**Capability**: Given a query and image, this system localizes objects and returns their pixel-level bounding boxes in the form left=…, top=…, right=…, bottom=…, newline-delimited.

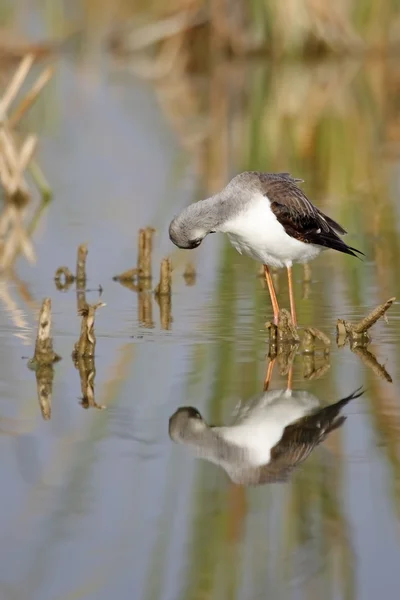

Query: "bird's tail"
left=302, top=386, right=364, bottom=438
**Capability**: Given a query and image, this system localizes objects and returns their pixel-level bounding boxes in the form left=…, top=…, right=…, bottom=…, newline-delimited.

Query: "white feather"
left=214, top=390, right=320, bottom=466
left=219, top=193, right=322, bottom=268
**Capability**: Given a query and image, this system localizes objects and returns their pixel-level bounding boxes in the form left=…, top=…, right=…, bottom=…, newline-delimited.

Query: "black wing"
left=247, top=387, right=364, bottom=486
left=258, top=173, right=363, bottom=258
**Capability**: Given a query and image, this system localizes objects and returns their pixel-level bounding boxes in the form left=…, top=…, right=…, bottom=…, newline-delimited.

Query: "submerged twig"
left=54, top=266, right=75, bottom=290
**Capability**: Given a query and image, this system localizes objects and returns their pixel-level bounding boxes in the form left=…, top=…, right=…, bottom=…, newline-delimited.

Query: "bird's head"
left=168, top=406, right=208, bottom=442
left=169, top=214, right=209, bottom=249
left=169, top=200, right=218, bottom=250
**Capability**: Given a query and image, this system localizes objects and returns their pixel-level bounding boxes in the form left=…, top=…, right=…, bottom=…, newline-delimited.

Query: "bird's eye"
left=189, top=239, right=202, bottom=248
left=189, top=408, right=202, bottom=419
left=209, top=230, right=216, bottom=234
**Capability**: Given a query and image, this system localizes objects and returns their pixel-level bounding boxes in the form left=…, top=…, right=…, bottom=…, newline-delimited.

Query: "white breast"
left=220, top=193, right=322, bottom=268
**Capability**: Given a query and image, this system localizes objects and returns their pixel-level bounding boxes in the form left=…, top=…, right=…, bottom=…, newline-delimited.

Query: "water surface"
left=1, top=14, right=400, bottom=600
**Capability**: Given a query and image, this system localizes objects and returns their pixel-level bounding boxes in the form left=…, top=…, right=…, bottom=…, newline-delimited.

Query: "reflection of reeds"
left=154, top=258, right=172, bottom=330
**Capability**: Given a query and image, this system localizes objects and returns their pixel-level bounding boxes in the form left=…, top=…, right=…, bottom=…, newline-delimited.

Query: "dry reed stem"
left=142, top=227, right=155, bottom=278
left=76, top=243, right=88, bottom=284
left=73, top=301, right=105, bottom=359
left=337, top=297, right=396, bottom=339
left=0, top=54, right=34, bottom=118
left=137, top=227, right=155, bottom=278
left=351, top=297, right=396, bottom=333
left=0, top=54, right=53, bottom=205
left=31, top=298, right=59, bottom=361
left=8, top=65, right=54, bottom=128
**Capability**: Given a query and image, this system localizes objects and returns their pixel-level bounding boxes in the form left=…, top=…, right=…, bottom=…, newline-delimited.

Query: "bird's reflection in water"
left=169, top=385, right=363, bottom=486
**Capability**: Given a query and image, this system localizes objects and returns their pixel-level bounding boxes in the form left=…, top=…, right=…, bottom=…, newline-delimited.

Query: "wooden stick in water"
left=76, top=243, right=88, bottom=284
left=28, top=298, right=61, bottom=420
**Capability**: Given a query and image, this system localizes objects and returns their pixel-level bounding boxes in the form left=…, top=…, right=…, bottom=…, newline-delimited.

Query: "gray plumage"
left=169, top=171, right=363, bottom=258
left=169, top=387, right=363, bottom=486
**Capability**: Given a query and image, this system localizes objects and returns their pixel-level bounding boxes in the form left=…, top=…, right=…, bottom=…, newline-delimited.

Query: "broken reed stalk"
left=76, top=243, right=88, bottom=285
left=28, top=297, right=61, bottom=421
left=337, top=297, right=396, bottom=342
left=138, top=226, right=155, bottom=278
left=30, top=298, right=60, bottom=363
left=73, top=301, right=105, bottom=359
left=54, top=244, right=91, bottom=307
left=113, top=226, right=155, bottom=285
left=0, top=54, right=35, bottom=116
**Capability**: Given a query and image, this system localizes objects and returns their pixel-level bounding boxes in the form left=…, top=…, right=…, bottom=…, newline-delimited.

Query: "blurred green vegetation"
left=2, top=0, right=400, bottom=57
